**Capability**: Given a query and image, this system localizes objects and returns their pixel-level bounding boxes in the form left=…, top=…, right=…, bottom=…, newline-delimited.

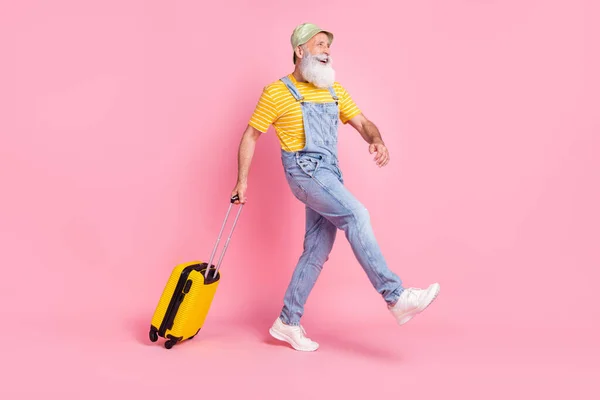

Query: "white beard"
left=299, top=52, right=336, bottom=88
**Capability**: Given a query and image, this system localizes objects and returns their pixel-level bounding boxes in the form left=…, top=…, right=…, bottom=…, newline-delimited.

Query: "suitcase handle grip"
left=230, top=194, right=239, bottom=204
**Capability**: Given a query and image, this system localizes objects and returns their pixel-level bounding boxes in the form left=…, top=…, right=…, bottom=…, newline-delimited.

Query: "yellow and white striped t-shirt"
left=248, top=74, right=361, bottom=152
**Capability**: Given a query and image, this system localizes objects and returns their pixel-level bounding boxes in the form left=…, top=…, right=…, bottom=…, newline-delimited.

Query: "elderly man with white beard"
left=231, top=23, right=440, bottom=352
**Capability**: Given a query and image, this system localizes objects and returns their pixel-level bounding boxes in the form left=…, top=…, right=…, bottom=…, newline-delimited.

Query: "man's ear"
left=295, top=46, right=304, bottom=60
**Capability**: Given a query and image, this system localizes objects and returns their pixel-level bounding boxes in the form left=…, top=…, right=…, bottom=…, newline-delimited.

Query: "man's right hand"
left=231, top=181, right=247, bottom=204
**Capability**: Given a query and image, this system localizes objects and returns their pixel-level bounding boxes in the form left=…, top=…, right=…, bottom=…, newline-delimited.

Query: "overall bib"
left=278, top=76, right=404, bottom=326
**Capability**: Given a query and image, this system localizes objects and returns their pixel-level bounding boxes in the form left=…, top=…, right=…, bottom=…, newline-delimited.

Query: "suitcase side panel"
left=150, top=261, right=199, bottom=333
left=166, top=269, right=221, bottom=340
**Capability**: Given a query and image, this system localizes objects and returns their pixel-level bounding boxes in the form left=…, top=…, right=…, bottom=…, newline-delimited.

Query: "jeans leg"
left=305, top=166, right=404, bottom=304
left=280, top=206, right=337, bottom=326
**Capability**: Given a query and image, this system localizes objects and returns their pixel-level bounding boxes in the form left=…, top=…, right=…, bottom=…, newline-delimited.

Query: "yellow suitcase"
left=149, top=196, right=243, bottom=349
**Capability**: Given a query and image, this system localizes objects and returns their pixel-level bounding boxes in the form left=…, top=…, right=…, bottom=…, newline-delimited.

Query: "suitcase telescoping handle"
left=204, top=194, right=243, bottom=279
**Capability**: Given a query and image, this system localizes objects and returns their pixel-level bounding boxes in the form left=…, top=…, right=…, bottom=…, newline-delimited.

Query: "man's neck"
left=292, top=67, right=307, bottom=83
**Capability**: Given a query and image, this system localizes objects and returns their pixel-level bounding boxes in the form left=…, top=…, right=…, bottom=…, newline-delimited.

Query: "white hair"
left=299, top=45, right=335, bottom=88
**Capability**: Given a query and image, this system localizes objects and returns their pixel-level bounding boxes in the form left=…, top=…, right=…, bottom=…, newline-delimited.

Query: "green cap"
left=290, top=23, right=334, bottom=64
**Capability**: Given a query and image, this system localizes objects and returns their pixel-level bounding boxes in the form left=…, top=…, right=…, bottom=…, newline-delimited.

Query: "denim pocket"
left=297, top=156, right=321, bottom=177
left=325, top=108, right=339, bottom=128
left=333, top=164, right=344, bottom=182
left=326, top=108, right=339, bottom=120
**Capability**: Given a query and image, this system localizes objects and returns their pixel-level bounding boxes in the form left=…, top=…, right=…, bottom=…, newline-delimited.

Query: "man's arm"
left=231, top=124, right=262, bottom=204
left=347, top=113, right=390, bottom=168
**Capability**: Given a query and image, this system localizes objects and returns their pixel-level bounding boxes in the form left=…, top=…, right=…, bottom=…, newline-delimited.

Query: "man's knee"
left=342, top=206, right=370, bottom=231
left=355, top=206, right=370, bottom=222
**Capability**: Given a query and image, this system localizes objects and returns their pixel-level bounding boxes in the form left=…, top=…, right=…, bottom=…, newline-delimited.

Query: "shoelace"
left=295, top=325, right=311, bottom=342
left=403, top=288, right=422, bottom=307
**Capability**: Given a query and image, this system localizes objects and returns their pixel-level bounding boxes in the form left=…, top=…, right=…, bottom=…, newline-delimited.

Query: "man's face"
left=296, top=32, right=335, bottom=88
left=304, top=32, right=331, bottom=61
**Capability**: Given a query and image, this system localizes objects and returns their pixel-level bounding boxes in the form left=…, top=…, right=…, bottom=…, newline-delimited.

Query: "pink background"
left=2, top=0, right=599, bottom=398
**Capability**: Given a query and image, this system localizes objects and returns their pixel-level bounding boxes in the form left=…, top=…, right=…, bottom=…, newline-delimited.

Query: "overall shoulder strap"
left=280, top=76, right=304, bottom=101
left=327, top=86, right=339, bottom=102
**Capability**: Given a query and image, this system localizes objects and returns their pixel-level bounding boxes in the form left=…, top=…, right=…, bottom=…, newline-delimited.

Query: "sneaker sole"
left=269, top=327, right=319, bottom=352
left=397, top=283, right=440, bottom=325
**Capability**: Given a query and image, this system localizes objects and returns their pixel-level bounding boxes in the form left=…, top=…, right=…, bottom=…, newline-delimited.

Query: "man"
left=231, top=23, right=440, bottom=352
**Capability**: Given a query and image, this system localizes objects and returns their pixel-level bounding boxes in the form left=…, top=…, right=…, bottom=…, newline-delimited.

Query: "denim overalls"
left=278, top=76, right=404, bottom=326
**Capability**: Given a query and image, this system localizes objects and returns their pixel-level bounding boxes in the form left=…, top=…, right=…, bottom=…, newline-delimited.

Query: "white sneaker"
left=269, top=317, right=319, bottom=352
left=389, top=283, right=440, bottom=325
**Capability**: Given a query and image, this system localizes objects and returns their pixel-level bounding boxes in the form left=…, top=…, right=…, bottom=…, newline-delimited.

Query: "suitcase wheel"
left=149, top=328, right=158, bottom=343
left=164, top=340, right=176, bottom=349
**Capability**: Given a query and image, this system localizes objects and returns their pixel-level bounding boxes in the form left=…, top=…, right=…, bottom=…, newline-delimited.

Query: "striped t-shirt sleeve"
left=248, top=88, right=279, bottom=133
left=337, top=85, right=361, bottom=124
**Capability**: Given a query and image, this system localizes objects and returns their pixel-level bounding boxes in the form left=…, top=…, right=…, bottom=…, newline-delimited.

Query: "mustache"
left=306, top=52, right=331, bottom=64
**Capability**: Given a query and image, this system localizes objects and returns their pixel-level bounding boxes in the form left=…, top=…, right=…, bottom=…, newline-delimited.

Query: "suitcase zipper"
left=158, top=263, right=221, bottom=337
left=158, top=266, right=194, bottom=337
